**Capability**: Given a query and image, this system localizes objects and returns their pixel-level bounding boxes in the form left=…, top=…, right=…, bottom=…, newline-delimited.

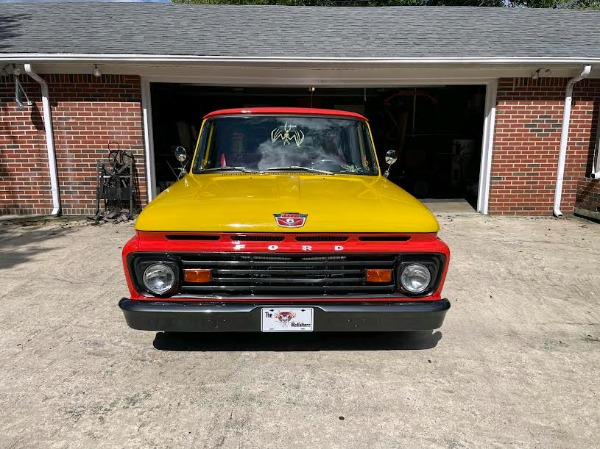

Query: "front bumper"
left=119, top=298, right=450, bottom=332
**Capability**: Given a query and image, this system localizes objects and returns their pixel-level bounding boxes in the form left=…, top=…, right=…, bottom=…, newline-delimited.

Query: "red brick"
left=489, top=77, right=600, bottom=216
left=0, top=74, right=146, bottom=216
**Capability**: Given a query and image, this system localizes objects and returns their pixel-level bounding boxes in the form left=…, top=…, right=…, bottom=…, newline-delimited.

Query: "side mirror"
left=174, top=146, right=188, bottom=179
left=174, top=146, right=187, bottom=163
left=384, top=149, right=397, bottom=178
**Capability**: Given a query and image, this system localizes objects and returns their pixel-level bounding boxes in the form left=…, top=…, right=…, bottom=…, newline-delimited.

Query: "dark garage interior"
left=150, top=83, right=486, bottom=205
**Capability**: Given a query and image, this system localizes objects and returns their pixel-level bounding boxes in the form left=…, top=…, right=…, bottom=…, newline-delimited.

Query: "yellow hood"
left=136, top=173, right=439, bottom=233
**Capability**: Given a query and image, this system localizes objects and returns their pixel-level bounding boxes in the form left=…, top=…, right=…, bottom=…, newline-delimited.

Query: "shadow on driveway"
left=0, top=220, right=76, bottom=270
left=153, top=330, right=442, bottom=351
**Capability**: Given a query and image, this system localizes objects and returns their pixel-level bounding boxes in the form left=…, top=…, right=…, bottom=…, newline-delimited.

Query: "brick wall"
left=575, top=93, right=600, bottom=217
left=2, top=73, right=599, bottom=217
left=491, top=77, right=600, bottom=215
left=0, top=74, right=146, bottom=216
left=576, top=178, right=600, bottom=216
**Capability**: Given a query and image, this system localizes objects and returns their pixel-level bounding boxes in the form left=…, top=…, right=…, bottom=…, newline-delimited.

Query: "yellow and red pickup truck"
left=119, top=107, right=450, bottom=333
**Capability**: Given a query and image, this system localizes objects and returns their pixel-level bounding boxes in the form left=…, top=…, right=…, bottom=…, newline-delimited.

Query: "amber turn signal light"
left=184, top=269, right=212, bottom=283
left=366, top=269, right=392, bottom=283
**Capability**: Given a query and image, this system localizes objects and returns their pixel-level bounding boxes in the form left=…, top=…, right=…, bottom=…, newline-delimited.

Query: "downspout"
left=23, top=64, right=61, bottom=216
left=553, top=65, right=592, bottom=217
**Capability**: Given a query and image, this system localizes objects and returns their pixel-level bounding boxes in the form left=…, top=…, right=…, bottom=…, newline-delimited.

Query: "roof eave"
left=2, top=53, right=600, bottom=66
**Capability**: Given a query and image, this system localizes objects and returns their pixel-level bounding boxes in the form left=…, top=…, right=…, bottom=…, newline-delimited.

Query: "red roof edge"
left=203, top=107, right=367, bottom=121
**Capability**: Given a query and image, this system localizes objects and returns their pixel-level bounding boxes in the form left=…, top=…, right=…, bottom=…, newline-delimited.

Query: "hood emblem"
left=274, top=213, right=308, bottom=228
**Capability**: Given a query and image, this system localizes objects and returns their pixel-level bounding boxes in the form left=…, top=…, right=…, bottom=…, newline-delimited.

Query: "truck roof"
left=203, top=107, right=367, bottom=121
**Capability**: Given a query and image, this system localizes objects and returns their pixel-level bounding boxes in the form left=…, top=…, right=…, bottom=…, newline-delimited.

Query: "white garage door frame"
left=141, top=75, right=498, bottom=214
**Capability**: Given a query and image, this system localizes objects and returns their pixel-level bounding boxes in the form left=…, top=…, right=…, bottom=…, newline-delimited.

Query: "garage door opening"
left=150, top=84, right=486, bottom=209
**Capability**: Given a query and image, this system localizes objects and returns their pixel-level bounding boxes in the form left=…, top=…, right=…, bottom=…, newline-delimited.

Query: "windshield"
left=192, top=115, right=379, bottom=175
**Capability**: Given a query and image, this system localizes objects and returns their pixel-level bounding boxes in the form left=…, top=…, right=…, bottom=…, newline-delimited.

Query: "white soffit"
left=11, top=62, right=598, bottom=86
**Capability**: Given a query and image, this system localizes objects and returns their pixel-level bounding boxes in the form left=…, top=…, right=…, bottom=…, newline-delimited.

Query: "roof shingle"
left=1, top=4, right=599, bottom=60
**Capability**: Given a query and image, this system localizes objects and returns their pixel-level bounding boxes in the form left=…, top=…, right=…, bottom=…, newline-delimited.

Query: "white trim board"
left=3, top=54, right=600, bottom=65
left=478, top=80, right=498, bottom=215
left=140, top=78, right=156, bottom=203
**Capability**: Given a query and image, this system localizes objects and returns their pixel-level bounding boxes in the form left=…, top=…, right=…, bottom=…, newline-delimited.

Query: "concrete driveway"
left=0, top=214, right=598, bottom=449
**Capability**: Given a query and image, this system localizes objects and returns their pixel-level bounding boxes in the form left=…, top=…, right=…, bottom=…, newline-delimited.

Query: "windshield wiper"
left=263, top=166, right=334, bottom=175
left=199, top=166, right=256, bottom=173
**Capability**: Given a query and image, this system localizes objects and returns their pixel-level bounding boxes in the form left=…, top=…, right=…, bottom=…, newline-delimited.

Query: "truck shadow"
left=152, top=330, right=442, bottom=351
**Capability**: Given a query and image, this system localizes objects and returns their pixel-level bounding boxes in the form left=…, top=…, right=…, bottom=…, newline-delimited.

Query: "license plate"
left=261, top=308, right=314, bottom=332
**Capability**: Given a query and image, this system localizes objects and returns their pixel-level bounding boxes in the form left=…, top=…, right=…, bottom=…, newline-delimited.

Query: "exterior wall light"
left=531, top=68, right=551, bottom=80
left=93, top=65, right=102, bottom=78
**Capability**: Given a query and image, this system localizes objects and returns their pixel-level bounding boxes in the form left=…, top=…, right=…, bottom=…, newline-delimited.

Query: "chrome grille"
left=179, top=253, right=397, bottom=296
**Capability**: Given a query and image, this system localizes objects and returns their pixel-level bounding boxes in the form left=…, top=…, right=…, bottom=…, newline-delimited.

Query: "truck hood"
left=136, top=173, right=439, bottom=233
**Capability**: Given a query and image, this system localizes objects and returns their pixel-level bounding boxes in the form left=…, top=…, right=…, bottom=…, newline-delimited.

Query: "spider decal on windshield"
left=271, top=122, right=305, bottom=147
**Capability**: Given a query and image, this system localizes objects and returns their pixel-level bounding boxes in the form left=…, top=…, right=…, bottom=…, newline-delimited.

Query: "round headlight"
left=143, top=263, right=176, bottom=295
left=400, top=263, right=432, bottom=294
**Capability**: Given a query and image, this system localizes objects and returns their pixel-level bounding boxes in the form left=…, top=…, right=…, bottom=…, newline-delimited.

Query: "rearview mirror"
left=384, top=149, right=397, bottom=178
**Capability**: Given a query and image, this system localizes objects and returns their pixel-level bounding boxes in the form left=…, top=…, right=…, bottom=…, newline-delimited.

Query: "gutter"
left=3, top=54, right=600, bottom=65
left=553, top=65, right=592, bottom=217
left=23, top=64, right=61, bottom=216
